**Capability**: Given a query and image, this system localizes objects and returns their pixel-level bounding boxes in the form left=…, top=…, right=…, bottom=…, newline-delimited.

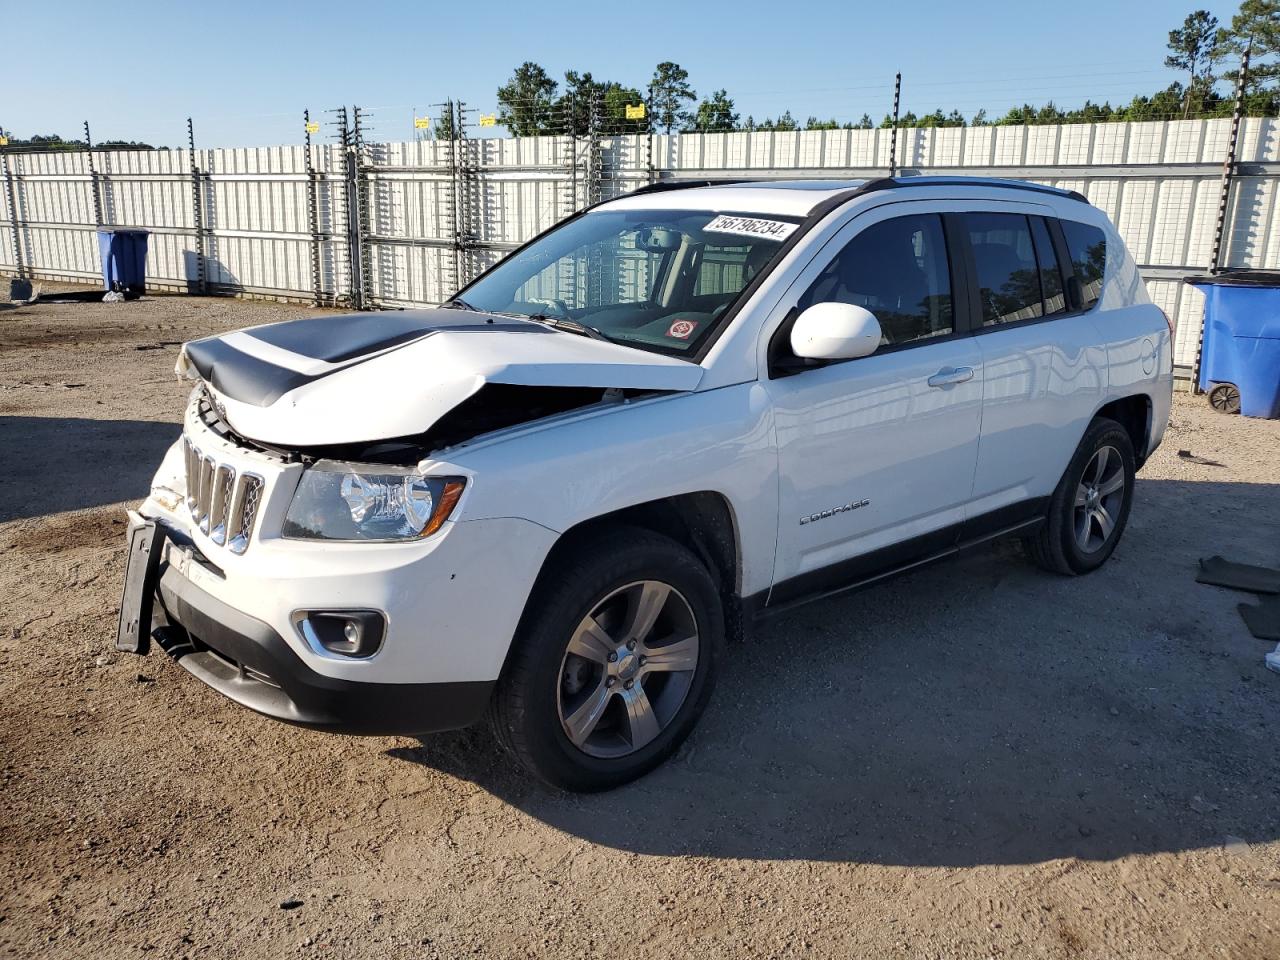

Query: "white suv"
left=119, top=177, right=1173, bottom=790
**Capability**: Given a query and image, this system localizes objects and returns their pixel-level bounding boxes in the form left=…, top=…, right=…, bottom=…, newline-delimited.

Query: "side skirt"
left=745, top=499, right=1049, bottom=620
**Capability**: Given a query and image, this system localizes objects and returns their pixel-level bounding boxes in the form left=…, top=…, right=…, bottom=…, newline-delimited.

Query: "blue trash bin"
left=1186, top=270, right=1280, bottom=419
left=95, top=228, right=149, bottom=298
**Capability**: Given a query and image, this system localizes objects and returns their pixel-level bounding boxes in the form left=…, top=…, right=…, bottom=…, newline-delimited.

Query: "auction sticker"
left=666, top=318, right=700, bottom=340
left=704, top=214, right=797, bottom=242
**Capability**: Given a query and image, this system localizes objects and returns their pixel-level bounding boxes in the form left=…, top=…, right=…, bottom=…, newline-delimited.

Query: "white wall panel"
left=3, top=118, right=1277, bottom=371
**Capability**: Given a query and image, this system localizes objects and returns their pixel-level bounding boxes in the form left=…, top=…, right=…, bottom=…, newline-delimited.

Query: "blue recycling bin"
left=1186, top=271, right=1280, bottom=419
left=95, top=228, right=149, bottom=298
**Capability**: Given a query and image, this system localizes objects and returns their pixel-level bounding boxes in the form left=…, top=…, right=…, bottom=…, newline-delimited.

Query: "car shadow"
left=0, top=416, right=180, bottom=521
left=389, top=477, right=1280, bottom=867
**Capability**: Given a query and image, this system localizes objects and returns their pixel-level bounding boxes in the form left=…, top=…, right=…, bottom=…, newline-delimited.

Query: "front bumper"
left=149, top=543, right=494, bottom=735
left=130, top=409, right=560, bottom=730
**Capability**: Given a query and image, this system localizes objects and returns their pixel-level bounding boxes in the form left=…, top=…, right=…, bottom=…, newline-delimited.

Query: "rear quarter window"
left=1061, top=220, right=1107, bottom=311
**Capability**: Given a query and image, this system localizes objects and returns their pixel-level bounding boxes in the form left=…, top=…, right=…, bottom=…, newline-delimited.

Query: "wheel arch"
left=1093, top=393, right=1153, bottom=467
left=521, top=491, right=746, bottom=645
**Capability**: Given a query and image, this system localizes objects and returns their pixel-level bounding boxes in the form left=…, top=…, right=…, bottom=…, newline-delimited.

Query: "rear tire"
left=490, top=527, right=723, bottom=792
left=1026, top=417, right=1135, bottom=576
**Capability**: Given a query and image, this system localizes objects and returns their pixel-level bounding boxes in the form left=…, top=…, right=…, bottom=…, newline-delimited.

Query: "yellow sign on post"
left=0, top=136, right=8, bottom=146
left=414, top=116, right=431, bottom=130
left=478, top=114, right=497, bottom=128
left=625, top=103, right=646, bottom=120
left=304, top=121, right=319, bottom=135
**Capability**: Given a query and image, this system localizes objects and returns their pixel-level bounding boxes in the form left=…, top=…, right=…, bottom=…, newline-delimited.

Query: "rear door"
left=763, top=204, right=984, bottom=604
left=957, top=209, right=1107, bottom=533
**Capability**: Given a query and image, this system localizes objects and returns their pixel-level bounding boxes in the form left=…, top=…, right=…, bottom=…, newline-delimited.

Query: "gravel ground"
left=1, top=289, right=1278, bottom=960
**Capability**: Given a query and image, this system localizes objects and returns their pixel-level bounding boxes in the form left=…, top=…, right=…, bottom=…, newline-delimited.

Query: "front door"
left=764, top=207, right=983, bottom=605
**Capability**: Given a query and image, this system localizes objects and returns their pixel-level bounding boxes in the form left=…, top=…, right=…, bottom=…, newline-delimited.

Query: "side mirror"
left=790, top=302, right=882, bottom=360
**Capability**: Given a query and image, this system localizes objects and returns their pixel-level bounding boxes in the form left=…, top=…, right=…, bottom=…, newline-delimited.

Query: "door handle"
left=927, top=366, right=975, bottom=388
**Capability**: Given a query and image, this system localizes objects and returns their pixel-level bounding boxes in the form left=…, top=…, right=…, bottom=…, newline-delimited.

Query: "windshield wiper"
left=442, top=297, right=478, bottom=311
left=524, top=314, right=612, bottom=342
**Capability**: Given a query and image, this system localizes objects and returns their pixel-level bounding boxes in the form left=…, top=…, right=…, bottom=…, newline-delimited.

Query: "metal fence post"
left=187, top=118, right=207, bottom=294
left=448, top=100, right=477, bottom=290
left=1209, top=41, right=1252, bottom=275
left=889, top=72, right=902, bottom=177
left=1, top=150, right=26, bottom=279
left=302, top=109, right=324, bottom=306
left=587, top=92, right=602, bottom=205
left=563, top=94, right=576, bottom=214
left=1194, top=40, right=1253, bottom=392
left=352, top=105, right=377, bottom=307
left=645, top=90, right=656, bottom=185
left=332, top=106, right=363, bottom=310
left=83, top=121, right=104, bottom=228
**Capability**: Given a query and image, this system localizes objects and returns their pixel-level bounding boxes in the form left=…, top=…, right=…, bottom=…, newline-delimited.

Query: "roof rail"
left=855, top=176, right=1088, bottom=203
left=622, top=174, right=1089, bottom=205
left=627, top=178, right=759, bottom=196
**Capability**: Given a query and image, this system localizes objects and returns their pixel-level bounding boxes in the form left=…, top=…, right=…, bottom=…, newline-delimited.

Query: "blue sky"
left=3, top=0, right=1246, bottom=147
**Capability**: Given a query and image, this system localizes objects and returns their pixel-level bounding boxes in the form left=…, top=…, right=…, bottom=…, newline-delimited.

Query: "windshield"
left=455, top=208, right=803, bottom=358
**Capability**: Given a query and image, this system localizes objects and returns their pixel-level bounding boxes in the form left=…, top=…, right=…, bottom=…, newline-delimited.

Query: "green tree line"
left=0, top=131, right=159, bottom=151
left=495, top=0, right=1278, bottom=135
left=4, top=1, right=1275, bottom=146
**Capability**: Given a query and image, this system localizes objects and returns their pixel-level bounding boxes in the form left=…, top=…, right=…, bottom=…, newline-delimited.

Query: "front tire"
left=490, top=528, right=723, bottom=791
left=1026, top=417, right=1135, bottom=576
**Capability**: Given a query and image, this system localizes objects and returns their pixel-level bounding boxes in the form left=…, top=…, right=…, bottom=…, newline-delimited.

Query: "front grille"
left=194, top=388, right=284, bottom=460
left=183, top=437, right=264, bottom=554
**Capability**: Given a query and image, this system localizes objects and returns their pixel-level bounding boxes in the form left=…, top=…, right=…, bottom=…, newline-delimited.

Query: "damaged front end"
left=189, top=380, right=644, bottom=468
left=174, top=307, right=703, bottom=461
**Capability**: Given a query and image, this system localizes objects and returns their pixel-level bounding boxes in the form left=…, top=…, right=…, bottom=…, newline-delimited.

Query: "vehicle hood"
left=177, top=309, right=703, bottom=446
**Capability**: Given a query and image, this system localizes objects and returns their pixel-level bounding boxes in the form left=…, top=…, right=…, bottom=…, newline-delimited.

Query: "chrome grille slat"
left=228, top=474, right=264, bottom=555
left=209, top=464, right=235, bottom=545
left=181, top=436, right=266, bottom=555
left=183, top=439, right=199, bottom=513
left=197, top=455, right=216, bottom=533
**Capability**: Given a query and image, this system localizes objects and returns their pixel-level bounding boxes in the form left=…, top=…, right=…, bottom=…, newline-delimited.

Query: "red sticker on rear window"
left=666, top=319, right=699, bottom=340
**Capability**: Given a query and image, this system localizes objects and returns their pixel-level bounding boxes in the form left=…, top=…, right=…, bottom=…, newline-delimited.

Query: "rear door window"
left=1060, top=220, right=1107, bottom=311
left=964, top=213, right=1043, bottom=326
left=1030, top=216, right=1068, bottom=317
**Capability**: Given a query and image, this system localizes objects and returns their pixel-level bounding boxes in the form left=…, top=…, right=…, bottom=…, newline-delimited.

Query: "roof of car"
left=602, top=176, right=1087, bottom=217
left=604, top=180, right=867, bottom=217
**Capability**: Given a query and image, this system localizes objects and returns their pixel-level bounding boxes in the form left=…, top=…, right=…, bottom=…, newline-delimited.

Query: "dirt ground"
left=1, top=288, right=1278, bottom=960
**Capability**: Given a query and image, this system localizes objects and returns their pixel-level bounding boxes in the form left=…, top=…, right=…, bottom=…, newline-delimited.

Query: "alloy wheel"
left=556, top=580, right=700, bottom=759
left=1073, top=445, right=1125, bottom=554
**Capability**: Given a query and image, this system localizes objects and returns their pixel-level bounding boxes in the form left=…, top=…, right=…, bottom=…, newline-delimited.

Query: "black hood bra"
left=183, top=309, right=552, bottom=407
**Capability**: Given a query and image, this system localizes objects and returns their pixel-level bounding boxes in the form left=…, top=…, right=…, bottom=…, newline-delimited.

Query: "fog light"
left=295, top=610, right=385, bottom=659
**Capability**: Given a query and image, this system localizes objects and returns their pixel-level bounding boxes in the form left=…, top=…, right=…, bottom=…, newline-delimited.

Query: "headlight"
left=282, top=461, right=466, bottom=542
